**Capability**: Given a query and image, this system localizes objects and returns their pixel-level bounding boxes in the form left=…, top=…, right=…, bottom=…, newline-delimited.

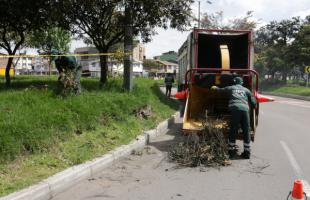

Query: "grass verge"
left=263, top=85, right=310, bottom=97
left=0, top=76, right=178, bottom=196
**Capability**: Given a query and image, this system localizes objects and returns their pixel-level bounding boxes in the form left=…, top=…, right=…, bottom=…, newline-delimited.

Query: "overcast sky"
left=71, top=0, right=310, bottom=58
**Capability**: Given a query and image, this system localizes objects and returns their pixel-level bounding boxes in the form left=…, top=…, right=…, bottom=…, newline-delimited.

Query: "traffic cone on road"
left=287, top=180, right=307, bottom=200
left=174, top=89, right=188, bottom=100
left=254, top=92, right=275, bottom=103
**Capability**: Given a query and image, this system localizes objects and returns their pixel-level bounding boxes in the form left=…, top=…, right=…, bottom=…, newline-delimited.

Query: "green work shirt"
left=216, top=84, right=256, bottom=111
left=165, top=76, right=174, bottom=86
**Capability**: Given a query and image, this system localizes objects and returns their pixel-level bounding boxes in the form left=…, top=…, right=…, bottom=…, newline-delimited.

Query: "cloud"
left=292, top=8, right=310, bottom=18
left=70, top=0, right=310, bottom=58
left=144, top=28, right=189, bottom=58
left=145, top=0, right=309, bottom=58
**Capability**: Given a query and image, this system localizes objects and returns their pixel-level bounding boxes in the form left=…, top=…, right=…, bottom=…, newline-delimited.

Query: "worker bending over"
left=212, top=77, right=256, bottom=159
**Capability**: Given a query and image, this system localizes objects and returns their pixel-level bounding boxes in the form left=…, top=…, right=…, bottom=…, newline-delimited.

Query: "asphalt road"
left=53, top=96, right=310, bottom=200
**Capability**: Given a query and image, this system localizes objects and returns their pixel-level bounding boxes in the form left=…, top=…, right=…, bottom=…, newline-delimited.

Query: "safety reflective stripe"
left=244, top=147, right=251, bottom=151
left=228, top=142, right=236, bottom=150
left=244, top=143, right=251, bottom=147
left=228, top=142, right=236, bottom=146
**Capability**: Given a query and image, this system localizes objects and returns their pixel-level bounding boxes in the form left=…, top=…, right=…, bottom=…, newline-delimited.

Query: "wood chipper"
left=176, top=29, right=273, bottom=141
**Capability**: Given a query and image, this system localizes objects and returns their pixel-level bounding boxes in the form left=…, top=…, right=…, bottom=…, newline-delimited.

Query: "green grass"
left=263, top=85, right=310, bottom=97
left=0, top=76, right=178, bottom=196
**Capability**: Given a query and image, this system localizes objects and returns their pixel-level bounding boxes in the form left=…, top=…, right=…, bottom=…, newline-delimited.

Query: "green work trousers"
left=229, top=109, right=251, bottom=151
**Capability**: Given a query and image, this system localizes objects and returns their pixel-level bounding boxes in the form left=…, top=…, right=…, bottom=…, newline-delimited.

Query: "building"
left=74, top=47, right=100, bottom=77
left=0, top=57, right=12, bottom=77
left=32, top=57, right=57, bottom=75
left=14, top=56, right=34, bottom=74
left=133, top=43, right=146, bottom=61
left=74, top=43, right=146, bottom=77
left=144, top=59, right=178, bottom=77
left=154, top=51, right=178, bottom=64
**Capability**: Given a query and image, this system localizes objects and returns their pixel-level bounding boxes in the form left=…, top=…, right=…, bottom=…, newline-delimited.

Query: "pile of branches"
left=168, top=119, right=230, bottom=167
left=134, top=105, right=152, bottom=119
left=58, top=68, right=82, bottom=95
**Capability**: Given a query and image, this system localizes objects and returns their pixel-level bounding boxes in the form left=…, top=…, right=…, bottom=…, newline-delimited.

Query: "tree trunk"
left=49, top=58, right=52, bottom=76
left=282, top=72, right=287, bottom=83
left=99, top=51, right=108, bottom=87
left=123, top=2, right=133, bottom=92
left=5, top=57, right=13, bottom=86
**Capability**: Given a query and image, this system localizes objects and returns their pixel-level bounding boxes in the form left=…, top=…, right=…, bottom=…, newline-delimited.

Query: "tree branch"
left=106, top=30, right=124, bottom=48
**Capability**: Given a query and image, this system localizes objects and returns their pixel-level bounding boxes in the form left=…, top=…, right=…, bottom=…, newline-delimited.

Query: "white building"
left=14, top=57, right=34, bottom=74
left=74, top=43, right=145, bottom=77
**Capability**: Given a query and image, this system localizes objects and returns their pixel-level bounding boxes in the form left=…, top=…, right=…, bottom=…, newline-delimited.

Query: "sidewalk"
left=159, top=86, right=178, bottom=99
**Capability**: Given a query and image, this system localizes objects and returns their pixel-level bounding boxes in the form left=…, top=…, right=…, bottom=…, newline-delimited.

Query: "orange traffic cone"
left=255, top=92, right=275, bottom=103
left=287, top=180, right=307, bottom=200
left=174, top=89, right=188, bottom=100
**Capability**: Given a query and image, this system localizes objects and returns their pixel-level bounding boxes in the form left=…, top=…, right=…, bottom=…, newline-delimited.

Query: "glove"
left=211, top=86, right=218, bottom=90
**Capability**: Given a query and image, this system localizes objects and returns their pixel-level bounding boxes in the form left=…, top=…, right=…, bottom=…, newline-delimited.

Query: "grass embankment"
left=0, top=76, right=178, bottom=196
left=262, top=81, right=310, bottom=97
left=264, top=86, right=310, bottom=96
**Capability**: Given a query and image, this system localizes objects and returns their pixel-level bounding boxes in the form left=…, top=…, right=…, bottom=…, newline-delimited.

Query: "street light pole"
left=123, top=1, right=133, bottom=92
left=198, top=1, right=201, bottom=28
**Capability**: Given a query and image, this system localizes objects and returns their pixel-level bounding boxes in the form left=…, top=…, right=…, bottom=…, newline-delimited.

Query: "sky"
left=71, top=0, right=310, bottom=58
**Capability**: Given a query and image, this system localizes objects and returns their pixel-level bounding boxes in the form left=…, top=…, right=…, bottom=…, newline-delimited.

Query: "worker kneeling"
left=211, top=77, right=257, bottom=159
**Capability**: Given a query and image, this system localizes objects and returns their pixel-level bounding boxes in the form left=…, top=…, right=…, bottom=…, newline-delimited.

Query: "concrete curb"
left=262, top=92, right=310, bottom=102
left=0, top=111, right=180, bottom=200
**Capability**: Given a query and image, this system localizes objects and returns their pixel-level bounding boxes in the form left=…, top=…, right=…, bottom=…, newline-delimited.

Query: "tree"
left=55, top=0, right=125, bottom=87
left=27, top=27, right=71, bottom=75
left=123, top=0, right=193, bottom=91
left=290, top=18, right=310, bottom=82
left=255, top=17, right=302, bottom=82
left=292, top=21, right=310, bottom=67
left=56, top=0, right=193, bottom=87
left=129, top=0, right=193, bottom=42
left=28, top=27, right=71, bottom=54
left=0, top=0, right=49, bottom=86
left=201, top=11, right=258, bottom=30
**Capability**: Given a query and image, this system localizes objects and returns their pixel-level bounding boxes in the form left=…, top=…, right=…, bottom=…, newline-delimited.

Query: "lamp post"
left=197, top=0, right=212, bottom=28
left=198, top=1, right=201, bottom=28
left=123, top=0, right=133, bottom=92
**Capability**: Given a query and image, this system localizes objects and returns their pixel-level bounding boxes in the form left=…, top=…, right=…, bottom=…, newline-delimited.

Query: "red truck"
left=176, top=28, right=273, bottom=141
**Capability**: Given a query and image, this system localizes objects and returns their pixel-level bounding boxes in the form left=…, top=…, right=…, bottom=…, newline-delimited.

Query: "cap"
left=233, top=77, right=243, bottom=85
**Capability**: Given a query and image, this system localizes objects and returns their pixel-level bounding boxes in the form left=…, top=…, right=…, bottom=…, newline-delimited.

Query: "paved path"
left=159, top=86, right=178, bottom=99
left=53, top=95, right=310, bottom=200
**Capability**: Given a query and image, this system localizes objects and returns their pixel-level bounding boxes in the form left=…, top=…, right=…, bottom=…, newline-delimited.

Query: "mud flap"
left=250, top=105, right=259, bottom=142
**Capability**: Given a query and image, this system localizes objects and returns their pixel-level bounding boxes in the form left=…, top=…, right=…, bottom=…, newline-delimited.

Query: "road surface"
left=53, top=96, right=310, bottom=200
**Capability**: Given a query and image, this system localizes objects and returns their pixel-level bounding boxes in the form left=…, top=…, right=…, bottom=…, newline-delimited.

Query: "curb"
left=262, top=92, right=310, bottom=102
left=0, top=111, right=180, bottom=200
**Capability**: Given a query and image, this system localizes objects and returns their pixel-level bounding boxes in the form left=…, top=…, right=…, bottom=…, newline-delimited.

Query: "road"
left=53, top=96, right=310, bottom=200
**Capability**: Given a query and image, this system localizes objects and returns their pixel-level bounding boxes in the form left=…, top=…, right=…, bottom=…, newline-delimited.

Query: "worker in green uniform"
left=211, top=77, right=257, bottom=159
left=164, top=73, right=174, bottom=97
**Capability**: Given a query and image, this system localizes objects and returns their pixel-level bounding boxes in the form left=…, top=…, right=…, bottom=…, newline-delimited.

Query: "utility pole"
left=198, top=1, right=201, bottom=28
left=123, top=1, right=133, bottom=92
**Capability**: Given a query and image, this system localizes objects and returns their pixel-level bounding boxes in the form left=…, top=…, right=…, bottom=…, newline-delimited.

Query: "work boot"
left=241, top=150, right=251, bottom=159
left=228, top=149, right=237, bottom=159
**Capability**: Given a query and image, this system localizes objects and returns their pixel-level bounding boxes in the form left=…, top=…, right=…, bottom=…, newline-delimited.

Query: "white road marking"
left=277, top=100, right=310, bottom=109
left=280, top=141, right=310, bottom=197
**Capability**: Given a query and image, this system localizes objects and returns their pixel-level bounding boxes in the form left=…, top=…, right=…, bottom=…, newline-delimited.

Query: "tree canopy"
left=254, top=16, right=310, bottom=83
left=201, top=11, right=258, bottom=30
left=0, top=0, right=50, bottom=85
left=53, top=0, right=193, bottom=86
